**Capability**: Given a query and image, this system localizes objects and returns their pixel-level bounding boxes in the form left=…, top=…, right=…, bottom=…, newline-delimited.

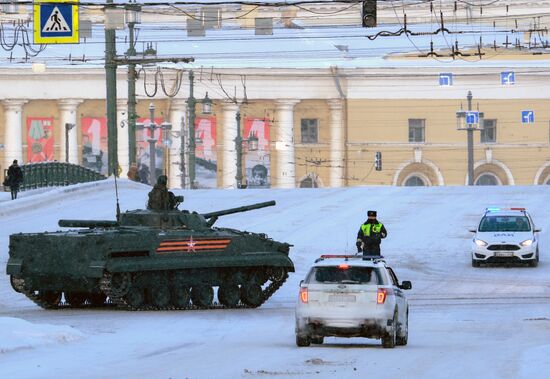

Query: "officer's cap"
left=367, top=210, right=377, bottom=217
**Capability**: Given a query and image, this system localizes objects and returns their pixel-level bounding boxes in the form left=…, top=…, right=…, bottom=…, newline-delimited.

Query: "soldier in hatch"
left=147, top=175, right=178, bottom=211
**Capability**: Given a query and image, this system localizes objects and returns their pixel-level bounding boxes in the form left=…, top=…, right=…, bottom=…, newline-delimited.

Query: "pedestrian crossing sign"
left=34, top=0, right=79, bottom=44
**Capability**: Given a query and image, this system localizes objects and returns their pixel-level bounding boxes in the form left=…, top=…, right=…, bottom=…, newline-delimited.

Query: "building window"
left=404, top=175, right=426, bottom=186
left=301, top=119, right=318, bottom=144
left=475, top=173, right=499, bottom=186
left=408, top=119, right=425, bottom=143
left=481, top=119, right=497, bottom=143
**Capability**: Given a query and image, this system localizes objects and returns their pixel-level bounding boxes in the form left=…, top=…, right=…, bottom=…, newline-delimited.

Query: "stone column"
left=274, top=99, right=300, bottom=188
left=169, top=99, right=188, bottom=189
left=3, top=100, right=28, bottom=169
left=58, top=99, right=83, bottom=164
left=116, top=99, right=129, bottom=178
left=327, top=99, right=344, bottom=187
left=221, top=102, right=239, bottom=188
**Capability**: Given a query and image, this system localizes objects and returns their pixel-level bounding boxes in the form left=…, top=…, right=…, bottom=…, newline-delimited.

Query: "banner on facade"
left=244, top=118, right=271, bottom=188
left=194, top=116, right=218, bottom=188
left=26, top=117, right=55, bottom=163
left=136, top=118, right=165, bottom=185
left=81, top=117, right=108, bottom=175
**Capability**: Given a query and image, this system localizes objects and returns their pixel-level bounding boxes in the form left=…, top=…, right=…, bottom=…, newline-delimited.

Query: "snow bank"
left=0, top=317, right=84, bottom=354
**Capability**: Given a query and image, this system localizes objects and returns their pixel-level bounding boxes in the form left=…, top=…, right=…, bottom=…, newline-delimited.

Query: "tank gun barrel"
left=58, top=220, right=119, bottom=228
left=201, top=201, right=276, bottom=219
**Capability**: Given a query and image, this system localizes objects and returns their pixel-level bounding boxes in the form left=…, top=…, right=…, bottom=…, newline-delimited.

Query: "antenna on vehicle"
left=113, top=169, right=121, bottom=222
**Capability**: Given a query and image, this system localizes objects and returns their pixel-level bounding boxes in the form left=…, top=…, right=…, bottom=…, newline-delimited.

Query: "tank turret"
left=7, top=199, right=293, bottom=311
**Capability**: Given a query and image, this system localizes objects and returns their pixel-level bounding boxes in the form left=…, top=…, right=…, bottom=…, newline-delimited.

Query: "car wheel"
left=296, top=335, right=311, bottom=347
left=382, top=311, right=397, bottom=348
left=529, top=258, right=538, bottom=268
left=311, top=336, right=324, bottom=344
left=396, top=311, right=408, bottom=346
left=471, top=258, right=481, bottom=268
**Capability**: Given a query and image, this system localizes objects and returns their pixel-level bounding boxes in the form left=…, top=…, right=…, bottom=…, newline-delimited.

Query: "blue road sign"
left=501, top=71, right=515, bottom=85
left=34, top=0, right=79, bottom=44
left=439, top=73, right=453, bottom=86
left=521, top=110, right=534, bottom=124
left=466, top=111, right=479, bottom=125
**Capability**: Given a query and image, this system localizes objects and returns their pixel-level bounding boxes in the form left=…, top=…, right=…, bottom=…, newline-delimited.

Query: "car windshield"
left=306, top=266, right=384, bottom=285
left=479, top=215, right=531, bottom=232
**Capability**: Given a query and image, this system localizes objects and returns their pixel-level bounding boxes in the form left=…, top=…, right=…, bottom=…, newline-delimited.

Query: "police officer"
left=147, top=175, right=177, bottom=211
left=356, top=210, right=387, bottom=256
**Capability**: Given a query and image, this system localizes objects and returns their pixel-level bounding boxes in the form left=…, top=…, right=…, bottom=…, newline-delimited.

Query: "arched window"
left=475, top=173, right=499, bottom=186
left=404, top=175, right=426, bottom=186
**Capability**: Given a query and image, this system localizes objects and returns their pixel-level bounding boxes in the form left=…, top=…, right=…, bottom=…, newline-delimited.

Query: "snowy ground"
left=1, top=181, right=549, bottom=379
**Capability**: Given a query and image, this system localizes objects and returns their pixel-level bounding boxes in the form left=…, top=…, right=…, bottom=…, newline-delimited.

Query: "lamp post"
left=235, top=110, right=244, bottom=188
left=125, top=1, right=141, bottom=167
left=136, top=103, right=172, bottom=185
left=187, top=70, right=212, bottom=189
left=456, top=91, right=484, bottom=185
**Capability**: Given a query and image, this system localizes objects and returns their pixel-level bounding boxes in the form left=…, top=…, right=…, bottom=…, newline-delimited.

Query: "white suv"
left=295, top=255, right=411, bottom=348
left=470, top=207, right=541, bottom=267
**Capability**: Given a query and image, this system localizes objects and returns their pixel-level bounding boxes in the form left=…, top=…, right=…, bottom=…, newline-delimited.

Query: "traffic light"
left=375, top=151, right=382, bottom=171
left=362, top=0, right=377, bottom=28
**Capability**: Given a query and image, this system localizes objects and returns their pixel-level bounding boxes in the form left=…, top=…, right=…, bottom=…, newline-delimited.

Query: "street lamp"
left=456, top=91, right=484, bottom=185
left=187, top=70, right=213, bottom=189
left=136, top=103, right=172, bottom=185
left=125, top=1, right=142, bottom=168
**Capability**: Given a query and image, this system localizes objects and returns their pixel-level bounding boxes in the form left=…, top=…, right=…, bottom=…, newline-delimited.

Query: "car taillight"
left=299, top=287, right=308, bottom=303
left=377, top=288, right=393, bottom=304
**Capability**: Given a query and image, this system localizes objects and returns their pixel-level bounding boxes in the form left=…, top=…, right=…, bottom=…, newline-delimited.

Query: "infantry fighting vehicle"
left=7, top=200, right=294, bottom=310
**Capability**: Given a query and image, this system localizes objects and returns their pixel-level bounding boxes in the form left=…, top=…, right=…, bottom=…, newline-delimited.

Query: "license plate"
left=329, top=295, right=356, bottom=302
left=495, top=252, right=514, bottom=257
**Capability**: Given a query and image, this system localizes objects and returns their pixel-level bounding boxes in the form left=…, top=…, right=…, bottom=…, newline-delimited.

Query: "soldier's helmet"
left=157, top=175, right=168, bottom=186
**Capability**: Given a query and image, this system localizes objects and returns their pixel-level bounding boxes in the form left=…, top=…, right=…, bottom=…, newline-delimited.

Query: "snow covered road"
left=1, top=181, right=549, bottom=378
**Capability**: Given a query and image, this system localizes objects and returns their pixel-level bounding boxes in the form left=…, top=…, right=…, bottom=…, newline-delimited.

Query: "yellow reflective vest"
left=361, top=222, right=383, bottom=237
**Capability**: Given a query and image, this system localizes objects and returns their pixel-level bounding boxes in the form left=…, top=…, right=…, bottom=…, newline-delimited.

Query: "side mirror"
left=400, top=281, right=412, bottom=290
left=534, top=228, right=542, bottom=232
left=468, top=228, right=477, bottom=233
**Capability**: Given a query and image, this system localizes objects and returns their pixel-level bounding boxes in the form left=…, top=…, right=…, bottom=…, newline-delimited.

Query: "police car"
left=470, top=207, right=541, bottom=267
left=295, top=255, right=411, bottom=348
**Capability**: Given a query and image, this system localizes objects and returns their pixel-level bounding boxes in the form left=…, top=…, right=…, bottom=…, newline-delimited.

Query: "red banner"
left=81, top=117, right=108, bottom=174
left=244, top=118, right=271, bottom=188
left=27, top=117, right=54, bottom=163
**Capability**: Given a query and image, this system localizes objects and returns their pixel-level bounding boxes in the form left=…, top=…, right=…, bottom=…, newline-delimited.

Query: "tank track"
left=13, top=269, right=288, bottom=311
left=99, top=270, right=289, bottom=311
left=12, top=278, right=66, bottom=310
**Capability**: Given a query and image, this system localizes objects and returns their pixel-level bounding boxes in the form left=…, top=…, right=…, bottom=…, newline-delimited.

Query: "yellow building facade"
left=1, top=65, right=549, bottom=188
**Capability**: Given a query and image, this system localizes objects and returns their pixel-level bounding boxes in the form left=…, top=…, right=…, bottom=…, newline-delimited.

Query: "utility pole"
left=235, top=109, right=243, bottom=188
left=103, top=1, right=193, bottom=178
left=466, top=91, right=474, bottom=186
left=127, top=18, right=138, bottom=166
left=179, top=117, right=186, bottom=189
left=105, top=0, right=118, bottom=176
left=187, top=70, right=197, bottom=189
left=456, top=91, right=483, bottom=185
left=186, top=70, right=212, bottom=189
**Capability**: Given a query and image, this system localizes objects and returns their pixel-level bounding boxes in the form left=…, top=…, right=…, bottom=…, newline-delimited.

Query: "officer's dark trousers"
left=362, top=245, right=381, bottom=256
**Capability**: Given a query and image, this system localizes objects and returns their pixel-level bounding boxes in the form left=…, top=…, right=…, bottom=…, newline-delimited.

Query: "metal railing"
left=4, top=162, right=106, bottom=191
